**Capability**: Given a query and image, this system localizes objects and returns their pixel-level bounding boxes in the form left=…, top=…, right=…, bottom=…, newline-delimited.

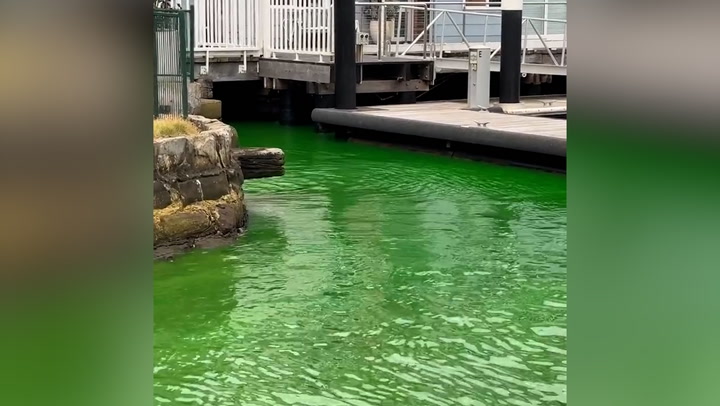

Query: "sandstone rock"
left=211, top=132, right=234, bottom=168
left=154, top=136, right=190, bottom=175
left=198, top=174, right=230, bottom=201
left=188, top=82, right=202, bottom=115
left=188, top=79, right=213, bottom=115
left=232, top=147, right=285, bottom=162
left=198, top=78, right=213, bottom=99
left=153, top=180, right=172, bottom=209
left=156, top=210, right=212, bottom=242
left=232, top=147, right=285, bottom=179
left=187, top=115, right=212, bottom=131
left=153, top=117, right=249, bottom=254
left=215, top=203, right=242, bottom=233
left=177, top=179, right=203, bottom=205
left=187, top=133, right=220, bottom=172
left=199, top=99, right=222, bottom=119
left=226, top=168, right=244, bottom=192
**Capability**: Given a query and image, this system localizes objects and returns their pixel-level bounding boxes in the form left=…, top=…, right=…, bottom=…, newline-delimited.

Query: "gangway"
left=181, top=0, right=567, bottom=79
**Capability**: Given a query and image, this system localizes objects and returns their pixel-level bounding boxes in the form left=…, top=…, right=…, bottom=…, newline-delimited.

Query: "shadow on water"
left=154, top=123, right=567, bottom=405
left=341, top=128, right=567, bottom=174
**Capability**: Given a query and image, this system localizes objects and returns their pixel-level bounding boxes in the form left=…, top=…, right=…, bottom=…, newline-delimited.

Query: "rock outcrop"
left=153, top=115, right=245, bottom=259
left=232, top=148, right=285, bottom=179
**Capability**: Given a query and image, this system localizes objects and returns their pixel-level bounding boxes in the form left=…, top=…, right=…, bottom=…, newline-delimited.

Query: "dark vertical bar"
left=499, top=0, right=522, bottom=104
left=313, top=94, right=335, bottom=132
left=334, top=0, right=356, bottom=109
left=279, top=90, right=292, bottom=125
left=179, top=12, right=189, bottom=117
left=153, top=11, right=159, bottom=117
left=423, top=5, right=428, bottom=59
left=189, top=7, right=195, bottom=81
left=398, top=63, right=416, bottom=104
left=398, top=91, right=416, bottom=104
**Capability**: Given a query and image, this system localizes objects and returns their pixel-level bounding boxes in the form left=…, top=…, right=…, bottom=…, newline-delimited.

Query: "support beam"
left=307, top=80, right=429, bottom=95
left=279, top=89, right=294, bottom=126
left=499, top=0, right=523, bottom=104
left=398, top=91, right=416, bottom=104
left=259, top=60, right=331, bottom=83
left=334, top=0, right=357, bottom=109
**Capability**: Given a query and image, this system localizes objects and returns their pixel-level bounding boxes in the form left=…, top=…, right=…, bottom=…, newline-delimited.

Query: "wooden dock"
left=312, top=101, right=566, bottom=157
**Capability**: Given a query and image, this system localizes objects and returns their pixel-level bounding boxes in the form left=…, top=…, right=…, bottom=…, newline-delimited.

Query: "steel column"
left=334, top=0, right=357, bottom=109
left=499, top=0, right=522, bottom=104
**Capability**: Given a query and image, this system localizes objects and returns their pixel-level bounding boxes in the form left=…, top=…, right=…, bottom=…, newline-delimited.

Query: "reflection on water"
left=154, top=124, right=566, bottom=405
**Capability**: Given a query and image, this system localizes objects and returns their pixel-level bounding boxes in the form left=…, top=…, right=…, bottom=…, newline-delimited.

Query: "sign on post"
left=467, top=46, right=492, bottom=109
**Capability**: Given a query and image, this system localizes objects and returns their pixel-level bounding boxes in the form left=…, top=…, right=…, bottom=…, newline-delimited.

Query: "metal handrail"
left=355, top=1, right=567, bottom=5
left=357, top=2, right=567, bottom=66
left=180, top=0, right=567, bottom=69
left=381, top=4, right=567, bottom=24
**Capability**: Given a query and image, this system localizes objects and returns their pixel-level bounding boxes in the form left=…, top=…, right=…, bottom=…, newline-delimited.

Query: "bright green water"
left=154, top=123, right=567, bottom=405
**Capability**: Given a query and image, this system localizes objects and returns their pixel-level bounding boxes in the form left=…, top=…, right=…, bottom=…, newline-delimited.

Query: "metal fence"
left=268, top=0, right=334, bottom=60
left=263, top=0, right=565, bottom=70
left=183, top=0, right=260, bottom=53
left=355, top=2, right=566, bottom=62
left=154, top=8, right=194, bottom=117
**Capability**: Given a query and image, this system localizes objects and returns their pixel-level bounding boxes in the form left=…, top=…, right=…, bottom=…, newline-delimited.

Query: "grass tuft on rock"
left=154, top=117, right=199, bottom=139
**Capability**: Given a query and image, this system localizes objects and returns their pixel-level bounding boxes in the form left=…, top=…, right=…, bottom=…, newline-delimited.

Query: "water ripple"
left=155, top=124, right=566, bottom=405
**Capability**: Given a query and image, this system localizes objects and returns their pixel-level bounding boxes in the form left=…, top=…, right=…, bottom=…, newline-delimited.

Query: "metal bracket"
left=238, top=50, right=247, bottom=74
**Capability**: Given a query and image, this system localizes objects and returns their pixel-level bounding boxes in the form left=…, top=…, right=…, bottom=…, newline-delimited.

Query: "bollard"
left=335, top=0, right=357, bottom=109
left=499, top=0, right=523, bottom=104
left=467, top=47, right=492, bottom=109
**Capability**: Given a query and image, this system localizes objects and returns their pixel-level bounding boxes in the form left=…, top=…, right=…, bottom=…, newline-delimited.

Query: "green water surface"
left=154, top=123, right=567, bottom=405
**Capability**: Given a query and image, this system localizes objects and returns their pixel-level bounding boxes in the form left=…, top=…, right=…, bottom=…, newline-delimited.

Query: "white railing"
left=359, top=2, right=566, bottom=69
left=184, top=0, right=260, bottom=53
left=408, top=6, right=566, bottom=67
left=268, top=0, right=334, bottom=61
left=181, top=0, right=566, bottom=72
left=519, top=15, right=567, bottom=68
